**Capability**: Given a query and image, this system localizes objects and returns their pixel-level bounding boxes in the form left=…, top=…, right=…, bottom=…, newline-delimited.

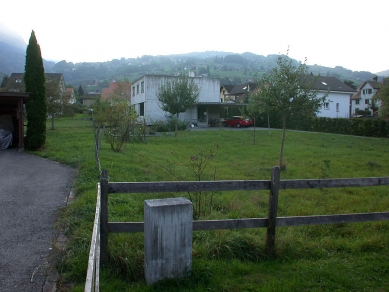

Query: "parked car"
left=222, top=116, right=253, bottom=128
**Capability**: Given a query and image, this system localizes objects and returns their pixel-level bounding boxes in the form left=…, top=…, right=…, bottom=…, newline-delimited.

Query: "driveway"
left=0, top=149, right=75, bottom=292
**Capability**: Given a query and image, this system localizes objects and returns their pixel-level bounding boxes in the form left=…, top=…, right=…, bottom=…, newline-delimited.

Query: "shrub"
left=151, top=118, right=188, bottom=132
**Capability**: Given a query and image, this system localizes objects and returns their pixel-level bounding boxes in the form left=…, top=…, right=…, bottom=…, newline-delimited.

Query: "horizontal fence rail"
left=91, top=167, right=389, bottom=289
left=108, top=177, right=389, bottom=194
left=108, top=180, right=271, bottom=193
left=106, top=211, right=389, bottom=234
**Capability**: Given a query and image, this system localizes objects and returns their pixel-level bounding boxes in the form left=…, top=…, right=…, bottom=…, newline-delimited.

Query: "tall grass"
left=34, top=115, right=389, bottom=291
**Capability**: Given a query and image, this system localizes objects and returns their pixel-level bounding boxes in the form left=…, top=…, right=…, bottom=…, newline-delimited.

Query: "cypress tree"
left=24, top=30, right=47, bottom=150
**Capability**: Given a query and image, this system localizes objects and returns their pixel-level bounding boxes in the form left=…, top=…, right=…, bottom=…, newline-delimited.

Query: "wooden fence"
left=85, top=167, right=389, bottom=291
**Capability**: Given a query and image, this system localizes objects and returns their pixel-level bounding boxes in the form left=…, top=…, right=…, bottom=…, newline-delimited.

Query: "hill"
left=377, top=69, right=389, bottom=77
left=0, top=24, right=55, bottom=77
left=50, top=53, right=385, bottom=92
left=0, top=28, right=387, bottom=91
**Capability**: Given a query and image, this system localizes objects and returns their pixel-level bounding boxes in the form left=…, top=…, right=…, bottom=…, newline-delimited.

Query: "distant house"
left=64, top=87, right=76, bottom=104
left=351, top=76, right=381, bottom=117
left=3, top=73, right=25, bottom=92
left=219, top=85, right=234, bottom=102
left=306, top=75, right=356, bottom=119
left=82, top=93, right=100, bottom=108
left=4, top=73, right=74, bottom=106
left=5, top=73, right=66, bottom=94
left=101, top=81, right=131, bottom=101
left=131, top=74, right=220, bottom=125
left=225, top=82, right=257, bottom=103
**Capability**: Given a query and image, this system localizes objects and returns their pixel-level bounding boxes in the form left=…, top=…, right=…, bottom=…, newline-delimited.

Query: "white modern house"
left=310, top=76, right=356, bottom=118
left=350, top=76, right=381, bottom=117
left=131, top=74, right=221, bottom=125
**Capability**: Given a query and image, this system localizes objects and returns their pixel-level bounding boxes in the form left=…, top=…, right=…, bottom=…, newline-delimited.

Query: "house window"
left=355, top=99, right=360, bottom=105
left=139, top=102, right=144, bottom=116
left=132, top=86, right=135, bottom=97
left=137, top=84, right=139, bottom=94
left=141, top=81, right=144, bottom=93
left=336, top=103, right=339, bottom=112
left=323, top=102, right=329, bottom=109
left=16, top=79, right=22, bottom=83
left=365, top=99, right=370, bottom=104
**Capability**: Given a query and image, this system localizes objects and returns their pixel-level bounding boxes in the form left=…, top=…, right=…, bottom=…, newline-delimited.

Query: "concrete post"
left=144, top=198, right=193, bottom=285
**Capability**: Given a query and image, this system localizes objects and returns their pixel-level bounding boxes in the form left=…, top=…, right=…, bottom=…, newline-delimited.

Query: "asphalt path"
left=0, top=148, right=75, bottom=292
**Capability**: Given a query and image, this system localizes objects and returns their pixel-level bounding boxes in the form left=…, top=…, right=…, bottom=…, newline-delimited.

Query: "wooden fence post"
left=265, top=166, right=280, bottom=256
left=100, top=170, right=109, bottom=265
left=144, top=198, right=193, bottom=285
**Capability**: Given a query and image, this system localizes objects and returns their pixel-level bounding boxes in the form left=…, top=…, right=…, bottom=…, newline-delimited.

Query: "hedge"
left=254, top=112, right=389, bottom=138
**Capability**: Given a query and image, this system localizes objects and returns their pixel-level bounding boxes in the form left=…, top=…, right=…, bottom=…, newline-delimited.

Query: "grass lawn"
left=34, top=115, right=389, bottom=291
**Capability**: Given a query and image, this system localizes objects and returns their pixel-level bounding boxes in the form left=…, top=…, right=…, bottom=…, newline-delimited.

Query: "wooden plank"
left=109, top=222, right=144, bottom=233
left=95, top=231, right=100, bottom=292
left=280, top=177, right=389, bottom=189
left=108, top=177, right=389, bottom=194
left=193, top=218, right=267, bottom=230
left=277, top=212, right=389, bottom=226
left=100, top=171, right=109, bottom=265
left=265, top=166, right=280, bottom=255
left=108, top=218, right=268, bottom=233
left=85, top=183, right=101, bottom=292
left=107, top=212, right=389, bottom=235
left=108, top=180, right=271, bottom=194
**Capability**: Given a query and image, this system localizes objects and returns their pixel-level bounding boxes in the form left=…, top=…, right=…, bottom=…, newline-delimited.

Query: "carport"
left=0, top=92, right=29, bottom=151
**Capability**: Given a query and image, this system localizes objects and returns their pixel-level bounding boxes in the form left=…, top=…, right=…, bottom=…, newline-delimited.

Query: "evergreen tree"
left=24, top=30, right=47, bottom=150
left=78, top=84, right=84, bottom=98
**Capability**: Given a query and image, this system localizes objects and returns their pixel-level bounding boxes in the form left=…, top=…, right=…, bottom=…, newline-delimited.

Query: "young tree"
left=92, top=98, right=138, bottom=152
left=1, top=74, right=9, bottom=88
left=250, top=52, right=323, bottom=169
left=157, top=73, right=200, bottom=136
left=374, top=77, right=389, bottom=121
left=24, top=30, right=47, bottom=150
left=46, top=76, right=64, bottom=130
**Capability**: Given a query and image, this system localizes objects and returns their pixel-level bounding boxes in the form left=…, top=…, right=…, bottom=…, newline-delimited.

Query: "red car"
left=222, top=116, right=253, bottom=128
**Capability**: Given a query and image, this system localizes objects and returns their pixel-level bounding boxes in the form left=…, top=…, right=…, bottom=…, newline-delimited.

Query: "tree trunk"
left=175, top=113, right=179, bottom=137
left=51, top=113, right=54, bottom=130
left=279, top=113, right=287, bottom=170
left=267, top=113, right=271, bottom=135
left=253, top=116, right=256, bottom=144
left=143, top=118, right=146, bottom=144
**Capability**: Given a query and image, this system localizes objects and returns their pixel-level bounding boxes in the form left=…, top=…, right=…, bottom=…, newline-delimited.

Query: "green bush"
left=151, top=118, right=188, bottom=132
left=262, top=113, right=389, bottom=138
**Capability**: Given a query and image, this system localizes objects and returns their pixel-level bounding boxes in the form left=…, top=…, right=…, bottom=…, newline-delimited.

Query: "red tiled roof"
left=101, top=82, right=131, bottom=100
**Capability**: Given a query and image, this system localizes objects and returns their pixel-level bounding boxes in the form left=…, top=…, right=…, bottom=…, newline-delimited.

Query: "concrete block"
left=144, top=198, right=193, bottom=285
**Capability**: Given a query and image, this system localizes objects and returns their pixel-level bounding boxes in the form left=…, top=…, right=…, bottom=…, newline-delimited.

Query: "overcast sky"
left=2, top=0, right=388, bottom=73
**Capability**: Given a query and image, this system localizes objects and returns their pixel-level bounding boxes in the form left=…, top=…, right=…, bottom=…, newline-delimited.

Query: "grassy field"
left=33, top=115, right=389, bottom=291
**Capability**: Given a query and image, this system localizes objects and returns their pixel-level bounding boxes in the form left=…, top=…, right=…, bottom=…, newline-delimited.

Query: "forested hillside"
left=50, top=52, right=383, bottom=93
left=1, top=27, right=386, bottom=92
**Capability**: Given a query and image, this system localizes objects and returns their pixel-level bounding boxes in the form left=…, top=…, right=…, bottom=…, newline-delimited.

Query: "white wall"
left=317, top=91, right=351, bottom=118
left=131, top=75, right=220, bottom=124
